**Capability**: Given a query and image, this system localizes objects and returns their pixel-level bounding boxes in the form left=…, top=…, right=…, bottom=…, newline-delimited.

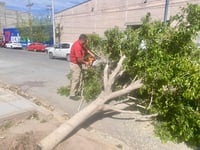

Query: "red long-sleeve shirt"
left=70, top=40, right=86, bottom=64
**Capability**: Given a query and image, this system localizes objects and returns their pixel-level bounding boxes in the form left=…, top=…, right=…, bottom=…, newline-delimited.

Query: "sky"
left=0, top=0, right=87, bottom=15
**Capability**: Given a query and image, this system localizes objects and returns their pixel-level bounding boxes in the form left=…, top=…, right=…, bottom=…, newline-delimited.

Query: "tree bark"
left=37, top=56, right=143, bottom=150
left=37, top=95, right=104, bottom=150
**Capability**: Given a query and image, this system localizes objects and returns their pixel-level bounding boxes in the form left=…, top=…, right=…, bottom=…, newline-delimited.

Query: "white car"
left=48, top=43, right=72, bottom=61
left=5, top=42, right=22, bottom=49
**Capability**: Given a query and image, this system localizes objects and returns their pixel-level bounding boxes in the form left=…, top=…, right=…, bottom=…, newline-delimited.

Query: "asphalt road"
left=0, top=47, right=80, bottom=114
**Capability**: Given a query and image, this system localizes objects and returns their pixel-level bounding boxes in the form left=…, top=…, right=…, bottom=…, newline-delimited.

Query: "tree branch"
left=127, top=96, right=137, bottom=101
left=119, top=70, right=125, bottom=77
left=103, top=79, right=143, bottom=103
left=109, top=55, right=126, bottom=86
left=136, top=104, right=146, bottom=109
left=113, top=99, right=146, bottom=110
left=102, top=104, right=140, bottom=114
left=133, top=75, right=138, bottom=82
left=102, top=104, right=157, bottom=121
left=103, top=62, right=109, bottom=91
left=112, top=98, right=130, bottom=105
left=135, top=113, right=158, bottom=121
left=147, top=90, right=153, bottom=110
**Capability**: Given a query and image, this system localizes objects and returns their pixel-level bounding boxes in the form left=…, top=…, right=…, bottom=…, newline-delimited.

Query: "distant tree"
left=55, top=23, right=63, bottom=44
left=17, top=16, right=51, bottom=43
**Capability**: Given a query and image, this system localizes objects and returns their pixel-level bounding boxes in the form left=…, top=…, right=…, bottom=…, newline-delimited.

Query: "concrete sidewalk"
left=0, top=87, right=37, bottom=123
left=0, top=85, right=122, bottom=150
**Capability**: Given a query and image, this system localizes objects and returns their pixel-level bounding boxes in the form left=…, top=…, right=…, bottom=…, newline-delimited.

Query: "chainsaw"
left=85, top=51, right=102, bottom=68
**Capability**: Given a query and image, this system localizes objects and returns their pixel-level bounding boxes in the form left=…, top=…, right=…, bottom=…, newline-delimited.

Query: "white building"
left=55, top=0, right=200, bottom=43
left=0, top=2, right=29, bottom=40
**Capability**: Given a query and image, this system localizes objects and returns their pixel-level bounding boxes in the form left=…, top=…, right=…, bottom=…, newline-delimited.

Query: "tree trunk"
left=37, top=56, right=143, bottom=150
left=38, top=94, right=104, bottom=150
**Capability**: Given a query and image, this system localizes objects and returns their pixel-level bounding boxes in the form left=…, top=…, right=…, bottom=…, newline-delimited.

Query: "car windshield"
left=61, top=44, right=70, bottom=48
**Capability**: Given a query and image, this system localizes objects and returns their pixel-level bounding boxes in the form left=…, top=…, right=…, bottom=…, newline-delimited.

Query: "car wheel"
left=49, top=52, right=54, bottom=59
left=66, top=54, right=70, bottom=61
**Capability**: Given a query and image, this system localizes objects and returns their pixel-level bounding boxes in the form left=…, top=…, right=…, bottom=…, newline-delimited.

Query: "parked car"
left=1, top=41, right=7, bottom=47
left=5, top=41, right=22, bottom=49
left=27, top=43, right=46, bottom=52
left=48, top=43, right=72, bottom=61
left=45, top=46, right=54, bottom=53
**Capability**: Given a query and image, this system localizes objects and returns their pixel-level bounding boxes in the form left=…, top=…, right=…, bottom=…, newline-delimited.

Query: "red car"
left=27, top=43, right=46, bottom=52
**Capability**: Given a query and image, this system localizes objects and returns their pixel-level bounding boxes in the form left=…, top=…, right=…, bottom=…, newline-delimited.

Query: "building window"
left=126, top=24, right=141, bottom=30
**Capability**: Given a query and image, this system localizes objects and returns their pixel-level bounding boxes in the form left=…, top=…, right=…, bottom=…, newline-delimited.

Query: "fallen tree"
left=37, top=56, right=144, bottom=150
left=38, top=4, right=200, bottom=149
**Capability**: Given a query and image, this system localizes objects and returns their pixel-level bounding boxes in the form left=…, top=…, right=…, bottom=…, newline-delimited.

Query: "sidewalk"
left=0, top=87, right=37, bottom=123
left=0, top=83, right=123, bottom=150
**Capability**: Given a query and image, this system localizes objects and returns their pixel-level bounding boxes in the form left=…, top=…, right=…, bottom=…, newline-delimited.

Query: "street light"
left=51, top=0, right=56, bottom=45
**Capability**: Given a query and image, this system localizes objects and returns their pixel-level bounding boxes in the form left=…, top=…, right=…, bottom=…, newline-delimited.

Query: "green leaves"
left=100, top=3, right=200, bottom=147
left=17, top=17, right=51, bottom=43
left=82, top=67, right=103, bottom=101
left=60, top=3, right=200, bottom=148
left=134, top=4, right=200, bottom=147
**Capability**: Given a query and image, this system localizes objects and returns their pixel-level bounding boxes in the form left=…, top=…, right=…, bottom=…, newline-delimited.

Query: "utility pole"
left=51, top=0, right=56, bottom=45
left=26, top=0, right=33, bottom=43
left=164, top=0, right=170, bottom=22
left=46, top=5, right=52, bottom=22
left=26, top=0, right=34, bottom=19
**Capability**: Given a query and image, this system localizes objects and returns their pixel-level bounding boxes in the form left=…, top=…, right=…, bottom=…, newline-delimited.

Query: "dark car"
left=27, top=43, right=46, bottom=52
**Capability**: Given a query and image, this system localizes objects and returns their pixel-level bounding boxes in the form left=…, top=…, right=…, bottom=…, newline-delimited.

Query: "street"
left=0, top=48, right=80, bottom=114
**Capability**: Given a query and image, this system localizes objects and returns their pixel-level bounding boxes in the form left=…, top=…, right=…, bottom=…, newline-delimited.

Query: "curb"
left=0, top=81, right=69, bottom=123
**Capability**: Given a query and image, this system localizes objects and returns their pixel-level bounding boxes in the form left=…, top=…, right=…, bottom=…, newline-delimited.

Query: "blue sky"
left=0, top=0, right=87, bottom=15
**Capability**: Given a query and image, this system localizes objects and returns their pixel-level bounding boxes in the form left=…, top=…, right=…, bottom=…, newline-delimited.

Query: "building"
left=0, top=2, right=29, bottom=40
left=55, top=0, right=200, bottom=43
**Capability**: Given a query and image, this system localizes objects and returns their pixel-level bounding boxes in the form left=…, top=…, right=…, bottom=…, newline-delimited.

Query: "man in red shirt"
left=69, top=34, right=94, bottom=100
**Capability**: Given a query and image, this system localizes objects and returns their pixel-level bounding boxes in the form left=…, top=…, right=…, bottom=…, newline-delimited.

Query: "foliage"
left=59, top=4, right=200, bottom=147
left=17, top=17, right=51, bottom=43
left=80, top=34, right=104, bottom=101
left=57, top=86, right=70, bottom=97
left=57, top=74, right=71, bottom=97
left=82, top=66, right=103, bottom=101
left=57, top=63, right=103, bottom=102
left=126, top=4, right=200, bottom=147
left=55, top=24, right=63, bottom=43
left=86, top=33, right=102, bottom=52
left=85, top=4, right=200, bottom=147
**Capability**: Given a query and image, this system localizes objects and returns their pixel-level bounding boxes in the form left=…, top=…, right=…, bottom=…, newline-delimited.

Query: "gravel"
left=90, top=112, right=193, bottom=150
